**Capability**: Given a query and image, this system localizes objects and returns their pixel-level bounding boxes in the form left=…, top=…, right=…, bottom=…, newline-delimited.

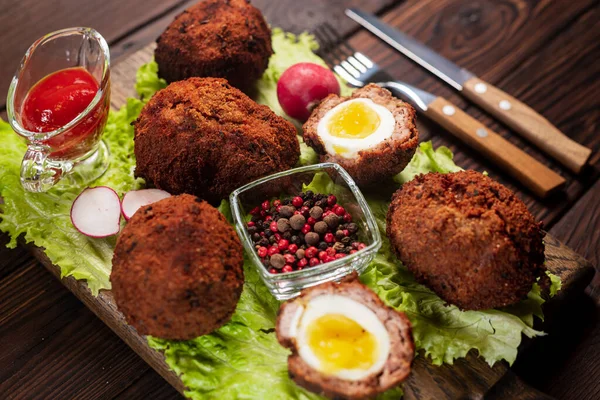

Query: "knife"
left=334, top=63, right=565, bottom=198
left=346, top=8, right=592, bottom=174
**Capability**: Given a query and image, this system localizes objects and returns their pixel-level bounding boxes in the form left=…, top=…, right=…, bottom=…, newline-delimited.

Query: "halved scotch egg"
left=303, top=84, right=418, bottom=187
left=277, top=278, right=414, bottom=399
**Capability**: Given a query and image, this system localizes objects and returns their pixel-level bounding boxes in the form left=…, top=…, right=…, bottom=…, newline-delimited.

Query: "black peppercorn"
left=277, top=218, right=291, bottom=232
left=264, top=229, right=273, bottom=237
left=270, top=254, right=285, bottom=269
left=314, top=221, right=328, bottom=235
left=282, top=231, right=292, bottom=240
left=324, top=214, right=340, bottom=229
left=309, top=206, right=323, bottom=220
left=347, top=223, right=358, bottom=234
left=305, top=232, right=320, bottom=246
left=279, top=206, right=295, bottom=218
left=289, top=214, right=306, bottom=230
left=318, top=242, right=328, bottom=250
left=252, top=233, right=261, bottom=242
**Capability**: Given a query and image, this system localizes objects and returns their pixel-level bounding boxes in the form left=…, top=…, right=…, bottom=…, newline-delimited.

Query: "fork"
left=312, top=23, right=565, bottom=198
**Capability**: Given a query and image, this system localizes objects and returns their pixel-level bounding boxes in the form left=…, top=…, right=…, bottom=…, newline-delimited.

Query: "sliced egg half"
left=316, top=98, right=396, bottom=159
left=288, top=294, right=391, bottom=381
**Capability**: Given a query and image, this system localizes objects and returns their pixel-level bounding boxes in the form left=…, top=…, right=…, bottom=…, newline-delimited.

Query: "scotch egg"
left=277, top=278, right=414, bottom=400
left=303, top=84, right=419, bottom=187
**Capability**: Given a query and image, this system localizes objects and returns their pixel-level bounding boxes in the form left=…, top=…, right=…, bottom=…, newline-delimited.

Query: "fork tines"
left=312, top=22, right=375, bottom=87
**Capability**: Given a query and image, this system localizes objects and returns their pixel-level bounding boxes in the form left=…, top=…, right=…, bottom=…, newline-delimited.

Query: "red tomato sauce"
left=21, top=67, right=109, bottom=159
left=22, top=67, right=99, bottom=133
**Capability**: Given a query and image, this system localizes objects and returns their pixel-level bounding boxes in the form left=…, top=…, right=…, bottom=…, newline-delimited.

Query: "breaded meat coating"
left=386, top=170, right=546, bottom=310
left=111, top=194, right=244, bottom=340
left=133, top=77, right=299, bottom=204
left=155, top=0, right=272, bottom=92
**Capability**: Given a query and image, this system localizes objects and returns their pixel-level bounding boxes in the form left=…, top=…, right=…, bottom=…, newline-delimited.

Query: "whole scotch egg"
left=277, top=278, right=414, bottom=399
left=303, top=84, right=419, bottom=187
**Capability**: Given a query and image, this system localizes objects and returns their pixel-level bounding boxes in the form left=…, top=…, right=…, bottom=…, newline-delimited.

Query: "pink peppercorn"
left=284, top=254, right=296, bottom=264
left=307, top=217, right=317, bottom=226
left=301, top=224, right=312, bottom=234
left=297, top=258, right=308, bottom=268
left=305, top=247, right=318, bottom=258
left=269, top=268, right=278, bottom=274
left=318, top=251, right=328, bottom=260
left=292, top=196, right=303, bottom=207
left=358, top=243, right=367, bottom=250
left=343, top=213, right=352, bottom=222
left=265, top=215, right=272, bottom=222
left=334, top=206, right=346, bottom=216
left=257, top=247, right=268, bottom=258
left=282, top=265, right=294, bottom=273
left=247, top=221, right=255, bottom=227
left=273, top=199, right=281, bottom=207
left=327, top=195, right=337, bottom=206
left=324, top=232, right=335, bottom=243
left=278, top=239, right=289, bottom=250
left=274, top=233, right=282, bottom=241
left=288, top=244, right=298, bottom=254
left=326, top=247, right=336, bottom=257
left=309, top=257, right=320, bottom=267
left=268, top=246, right=280, bottom=256
left=335, top=253, right=345, bottom=260
left=270, top=221, right=278, bottom=232
left=261, top=200, right=270, bottom=210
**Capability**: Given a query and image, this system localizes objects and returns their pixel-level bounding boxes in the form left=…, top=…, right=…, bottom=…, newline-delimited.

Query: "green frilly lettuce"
left=0, top=28, right=560, bottom=399
left=0, top=99, right=144, bottom=294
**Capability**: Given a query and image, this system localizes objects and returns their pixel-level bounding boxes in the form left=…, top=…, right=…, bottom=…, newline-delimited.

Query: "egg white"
left=316, top=98, right=396, bottom=159
left=291, top=294, right=391, bottom=381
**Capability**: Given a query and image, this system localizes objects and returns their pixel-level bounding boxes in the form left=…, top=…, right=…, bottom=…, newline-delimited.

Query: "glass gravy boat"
left=6, top=27, right=111, bottom=192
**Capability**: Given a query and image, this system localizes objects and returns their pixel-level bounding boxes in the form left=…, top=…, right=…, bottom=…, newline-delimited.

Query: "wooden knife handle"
left=462, top=77, right=592, bottom=174
left=426, top=96, right=566, bottom=198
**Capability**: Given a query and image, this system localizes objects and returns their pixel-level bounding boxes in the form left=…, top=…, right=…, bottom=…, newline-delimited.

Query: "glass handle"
left=20, top=145, right=72, bottom=192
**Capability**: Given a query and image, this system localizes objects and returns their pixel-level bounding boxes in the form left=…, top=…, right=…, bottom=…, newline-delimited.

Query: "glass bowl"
left=230, top=163, right=382, bottom=300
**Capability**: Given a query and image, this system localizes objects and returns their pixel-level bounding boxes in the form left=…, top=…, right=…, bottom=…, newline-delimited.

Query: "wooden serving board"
left=31, top=45, right=595, bottom=399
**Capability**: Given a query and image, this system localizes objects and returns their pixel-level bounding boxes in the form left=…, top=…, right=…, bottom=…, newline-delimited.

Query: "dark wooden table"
left=1, top=0, right=598, bottom=399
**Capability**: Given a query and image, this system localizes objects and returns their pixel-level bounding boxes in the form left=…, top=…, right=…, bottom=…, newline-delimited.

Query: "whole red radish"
left=277, top=62, right=340, bottom=122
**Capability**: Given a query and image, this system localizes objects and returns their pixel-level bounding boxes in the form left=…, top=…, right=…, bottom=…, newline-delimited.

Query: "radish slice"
left=70, top=186, right=122, bottom=238
left=121, top=189, right=171, bottom=220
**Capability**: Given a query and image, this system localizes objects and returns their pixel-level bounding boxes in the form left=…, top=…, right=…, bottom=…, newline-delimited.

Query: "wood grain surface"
left=1, top=0, right=599, bottom=399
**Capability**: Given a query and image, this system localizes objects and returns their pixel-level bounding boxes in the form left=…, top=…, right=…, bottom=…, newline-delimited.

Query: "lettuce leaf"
left=394, top=141, right=462, bottom=184
left=136, top=60, right=167, bottom=101
left=0, top=99, right=144, bottom=294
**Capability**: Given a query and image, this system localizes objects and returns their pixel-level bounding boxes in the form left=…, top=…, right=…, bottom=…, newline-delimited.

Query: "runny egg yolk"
left=327, top=102, right=381, bottom=139
left=306, top=313, right=378, bottom=374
